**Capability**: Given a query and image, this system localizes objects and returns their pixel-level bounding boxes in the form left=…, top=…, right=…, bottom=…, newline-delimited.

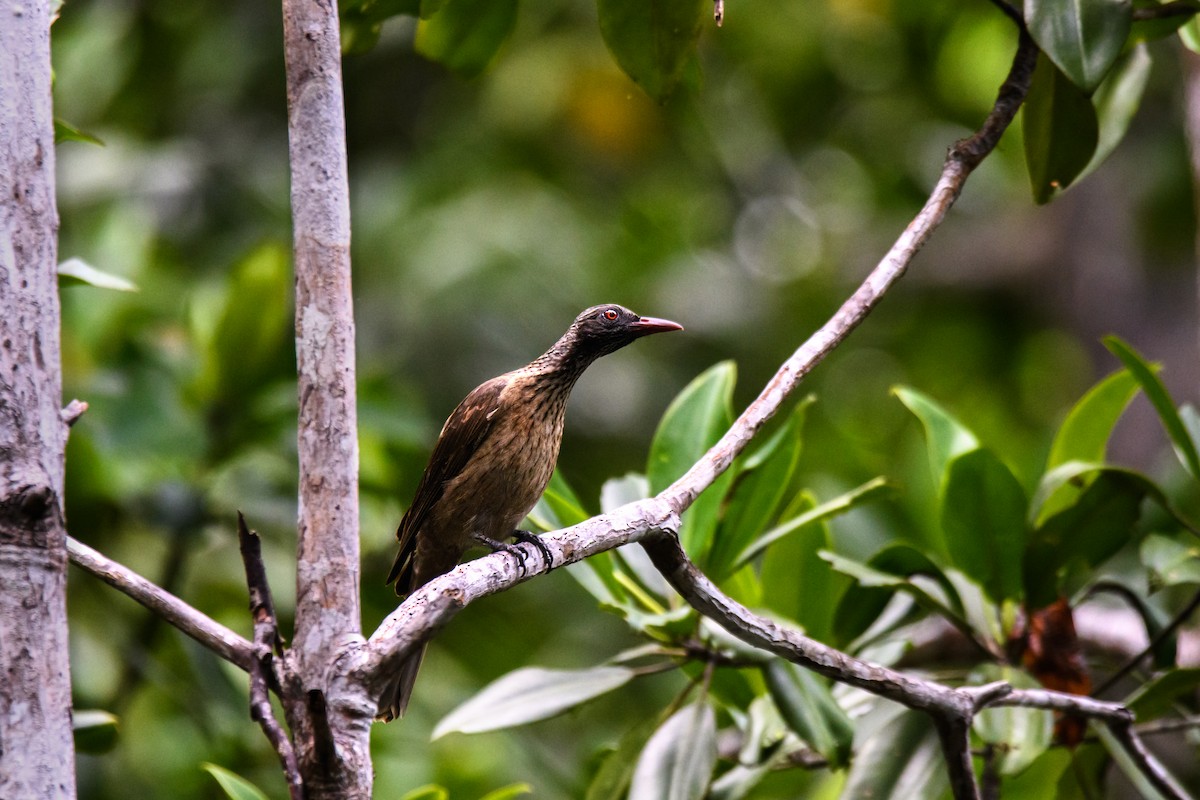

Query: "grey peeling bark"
left=282, top=0, right=369, bottom=795
left=0, top=1, right=76, bottom=797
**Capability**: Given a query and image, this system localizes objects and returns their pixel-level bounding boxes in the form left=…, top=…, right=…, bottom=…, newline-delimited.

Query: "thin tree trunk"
left=0, top=2, right=76, bottom=797
left=281, top=0, right=370, bottom=794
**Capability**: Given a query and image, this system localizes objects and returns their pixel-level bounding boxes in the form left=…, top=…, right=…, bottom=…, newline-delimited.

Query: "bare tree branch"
left=66, top=536, right=256, bottom=671
left=238, top=514, right=303, bottom=800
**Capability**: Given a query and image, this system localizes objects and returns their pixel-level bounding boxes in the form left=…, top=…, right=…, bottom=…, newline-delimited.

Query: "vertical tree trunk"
left=0, top=2, right=76, bottom=797
left=281, top=0, right=370, bottom=794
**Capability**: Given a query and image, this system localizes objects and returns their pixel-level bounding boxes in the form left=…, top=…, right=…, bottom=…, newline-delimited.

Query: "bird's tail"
left=376, top=644, right=427, bottom=722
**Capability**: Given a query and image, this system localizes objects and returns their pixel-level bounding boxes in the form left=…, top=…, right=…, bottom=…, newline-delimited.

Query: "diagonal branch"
left=67, top=536, right=256, bottom=671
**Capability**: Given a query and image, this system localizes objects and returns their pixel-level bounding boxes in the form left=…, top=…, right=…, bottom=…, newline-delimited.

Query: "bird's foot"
left=512, top=529, right=554, bottom=570
left=473, top=533, right=532, bottom=577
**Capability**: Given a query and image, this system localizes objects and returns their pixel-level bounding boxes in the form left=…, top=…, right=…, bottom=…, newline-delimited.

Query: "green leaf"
left=1032, top=460, right=1193, bottom=531
left=893, top=386, right=979, bottom=483
left=433, top=666, right=635, bottom=738
left=1105, top=335, right=1200, bottom=481
left=414, top=0, right=518, bottom=77
left=941, top=448, right=1028, bottom=603
left=840, top=705, right=947, bottom=799
left=648, top=362, right=736, bottom=566
left=762, top=661, right=853, bottom=767
left=1082, top=44, right=1151, bottom=179
left=597, top=0, right=707, bottom=103
left=732, top=477, right=893, bottom=570
left=1025, top=0, right=1132, bottom=92
left=1181, top=12, right=1200, bottom=50
left=201, top=764, right=270, bottom=800
left=1023, top=53, right=1100, bottom=204
left=1025, top=467, right=1149, bottom=607
left=708, top=398, right=811, bottom=578
left=1047, top=368, right=1142, bottom=470
left=972, top=665, right=1053, bottom=776
left=824, top=545, right=968, bottom=643
left=628, top=699, right=716, bottom=800
left=54, top=118, right=104, bottom=146
left=586, top=715, right=661, bottom=800
left=72, top=709, right=119, bottom=754
left=480, top=783, right=533, bottom=800
left=1140, top=534, right=1200, bottom=590
left=1126, top=668, right=1200, bottom=719
left=57, top=258, right=137, bottom=292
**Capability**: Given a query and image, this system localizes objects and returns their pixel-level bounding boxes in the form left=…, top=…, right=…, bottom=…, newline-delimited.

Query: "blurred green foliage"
left=51, top=0, right=1200, bottom=796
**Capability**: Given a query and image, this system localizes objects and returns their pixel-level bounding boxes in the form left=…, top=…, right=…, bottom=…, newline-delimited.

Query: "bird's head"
left=567, top=304, right=684, bottom=359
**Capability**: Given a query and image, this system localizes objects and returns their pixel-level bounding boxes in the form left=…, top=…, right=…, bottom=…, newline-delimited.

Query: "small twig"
left=1093, top=586, right=1200, bottom=698
left=67, top=535, right=255, bottom=671
left=60, top=399, right=88, bottom=427
left=1137, top=714, right=1200, bottom=737
left=980, top=744, right=1001, bottom=800
left=983, top=687, right=1131, bottom=724
left=1132, top=0, right=1200, bottom=21
left=237, top=513, right=302, bottom=800
left=1107, top=721, right=1194, bottom=800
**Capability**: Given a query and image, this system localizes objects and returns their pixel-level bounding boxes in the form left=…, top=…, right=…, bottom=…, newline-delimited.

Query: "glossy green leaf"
left=1140, top=533, right=1200, bottom=590
left=57, top=258, right=137, bottom=292
left=400, top=786, right=450, bottom=800
left=1083, top=45, right=1151, bottom=179
left=586, top=715, right=662, bottom=800
left=824, top=545, right=968, bottom=643
left=973, top=665, right=1053, bottom=776
left=648, top=362, right=736, bottom=566
left=202, top=764, right=270, bottom=800
left=1047, top=368, right=1141, bottom=470
left=1105, top=335, right=1200, bottom=481
left=72, top=709, right=119, bottom=754
left=732, top=477, right=893, bottom=569
left=597, top=0, right=708, bottom=103
left=709, top=398, right=811, bottom=578
left=894, top=386, right=979, bottom=483
left=1024, top=469, right=1146, bottom=607
left=1025, top=0, right=1132, bottom=92
left=941, top=448, right=1028, bottom=603
left=628, top=700, right=716, bottom=800
left=1126, top=668, right=1200, bottom=719
left=415, top=0, right=518, bottom=77
left=762, top=661, right=853, bottom=767
left=840, top=705, right=947, bottom=799
left=1023, top=53, right=1100, bottom=204
left=1181, top=12, right=1200, bottom=50
left=480, top=783, right=533, bottom=800
left=433, top=666, right=635, bottom=738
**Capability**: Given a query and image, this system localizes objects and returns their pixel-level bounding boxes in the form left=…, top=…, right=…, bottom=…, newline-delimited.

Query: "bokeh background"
left=53, top=0, right=1198, bottom=796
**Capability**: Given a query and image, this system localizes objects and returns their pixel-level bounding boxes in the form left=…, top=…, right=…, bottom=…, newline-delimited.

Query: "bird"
left=378, top=304, right=683, bottom=721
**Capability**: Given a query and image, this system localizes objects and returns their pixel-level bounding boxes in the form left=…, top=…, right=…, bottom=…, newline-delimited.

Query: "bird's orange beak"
left=632, top=316, right=684, bottom=335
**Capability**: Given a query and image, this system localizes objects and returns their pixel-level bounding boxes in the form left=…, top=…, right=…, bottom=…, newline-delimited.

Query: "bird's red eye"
left=603, top=309, right=618, bottom=321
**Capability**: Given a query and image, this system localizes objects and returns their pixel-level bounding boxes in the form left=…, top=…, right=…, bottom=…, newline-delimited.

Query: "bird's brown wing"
left=386, top=376, right=509, bottom=595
